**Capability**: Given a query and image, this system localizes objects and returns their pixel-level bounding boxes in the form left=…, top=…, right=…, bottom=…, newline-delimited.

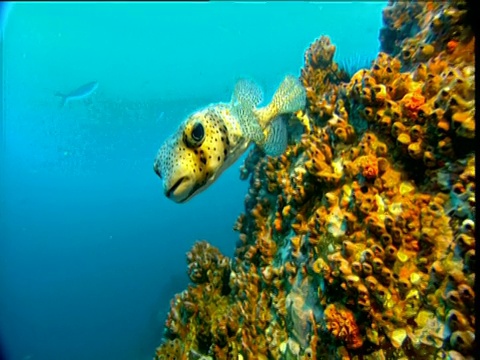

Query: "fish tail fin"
left=54, top=92, right=67, bottom=108
left=230, top=79, right=265, bottom=145
left=59, top=96, right=67, bottom=108
left=260, top=115, right=288, bottom=157
left=260, top=75, right=306, bottom=125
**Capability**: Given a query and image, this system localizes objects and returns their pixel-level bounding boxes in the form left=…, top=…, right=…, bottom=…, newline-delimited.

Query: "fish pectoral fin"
left=260, top=116, right=288, bottom=157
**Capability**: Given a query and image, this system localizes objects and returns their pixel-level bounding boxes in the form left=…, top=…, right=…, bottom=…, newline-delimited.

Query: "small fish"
left=55, top=81, right=99, bottom=107
left=153, top=75, right=306, bottom=203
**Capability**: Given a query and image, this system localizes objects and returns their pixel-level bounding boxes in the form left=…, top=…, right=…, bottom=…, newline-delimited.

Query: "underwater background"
left=0, top=2, right=386, bottom=360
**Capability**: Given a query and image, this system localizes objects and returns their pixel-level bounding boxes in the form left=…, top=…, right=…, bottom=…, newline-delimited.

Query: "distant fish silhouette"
left=55, top=81, right=99, bottom=108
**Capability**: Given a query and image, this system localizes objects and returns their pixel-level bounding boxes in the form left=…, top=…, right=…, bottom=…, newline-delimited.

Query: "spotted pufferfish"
left=153, top=75, right=306, bottom=203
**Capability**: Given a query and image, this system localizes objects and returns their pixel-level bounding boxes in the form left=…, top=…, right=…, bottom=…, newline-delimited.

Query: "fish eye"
left=184, top=121, right=205, bottom=148
left=191, top=122, right=205, bottom=142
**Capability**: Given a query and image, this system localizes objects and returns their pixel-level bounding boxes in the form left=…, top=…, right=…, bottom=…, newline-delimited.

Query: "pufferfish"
left=153, top=75, right=306, bottom=203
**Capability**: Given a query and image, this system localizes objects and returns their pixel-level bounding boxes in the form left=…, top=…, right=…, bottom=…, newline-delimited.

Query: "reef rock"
left=154, top=1, right=475, bottom=359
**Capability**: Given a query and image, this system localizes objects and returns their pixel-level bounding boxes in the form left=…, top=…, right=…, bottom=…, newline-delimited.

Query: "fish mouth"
left=166, top=176, right=187, bottom=199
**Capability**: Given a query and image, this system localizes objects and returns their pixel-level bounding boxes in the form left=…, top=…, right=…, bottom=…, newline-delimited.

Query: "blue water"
left=0, top=2, right=385, bottom=360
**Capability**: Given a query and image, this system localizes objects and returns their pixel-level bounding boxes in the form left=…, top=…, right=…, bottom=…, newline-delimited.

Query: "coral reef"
left=154, top=1, right=475, bottom=359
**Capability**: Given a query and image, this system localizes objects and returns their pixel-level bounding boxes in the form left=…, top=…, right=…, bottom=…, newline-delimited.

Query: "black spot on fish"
left=217, top=156, right=220, bottom=161
left=223, top=149, right=227, bottom=156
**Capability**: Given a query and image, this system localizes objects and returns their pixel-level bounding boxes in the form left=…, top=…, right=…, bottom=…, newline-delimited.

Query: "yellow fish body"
left=153, top=75, right=306, bottom=203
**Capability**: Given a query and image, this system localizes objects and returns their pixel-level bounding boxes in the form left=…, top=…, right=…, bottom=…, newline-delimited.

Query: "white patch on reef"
left=326, top=206, right=346, bottom=237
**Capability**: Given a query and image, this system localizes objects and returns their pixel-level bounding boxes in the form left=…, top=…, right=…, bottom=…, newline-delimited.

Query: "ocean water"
left=0, top=2, right=385, bottom=360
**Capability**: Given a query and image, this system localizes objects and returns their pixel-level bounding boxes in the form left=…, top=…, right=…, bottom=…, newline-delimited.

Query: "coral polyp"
left=154, top=1, right=475, bottom=359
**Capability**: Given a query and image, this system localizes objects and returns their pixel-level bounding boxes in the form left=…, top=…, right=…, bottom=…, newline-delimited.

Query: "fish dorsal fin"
left=230, top=78, right=265, bottom=144
left=261, top=116, right=288, bottom=157
left=231, top=78, right=264, bottom=108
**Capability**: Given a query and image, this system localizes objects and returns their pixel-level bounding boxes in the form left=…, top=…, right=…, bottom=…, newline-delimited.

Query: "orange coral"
left=324, top=304, right=363, bottom=350
left=446, top=39, right=459, bottom=54
left=401, top=91, right=426, bottom=119
left=362, top=156, right=379, bottom=180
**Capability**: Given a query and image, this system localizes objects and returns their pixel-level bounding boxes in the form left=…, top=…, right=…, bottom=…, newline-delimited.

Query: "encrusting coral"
left=154, top=1, right=475, bottom=359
